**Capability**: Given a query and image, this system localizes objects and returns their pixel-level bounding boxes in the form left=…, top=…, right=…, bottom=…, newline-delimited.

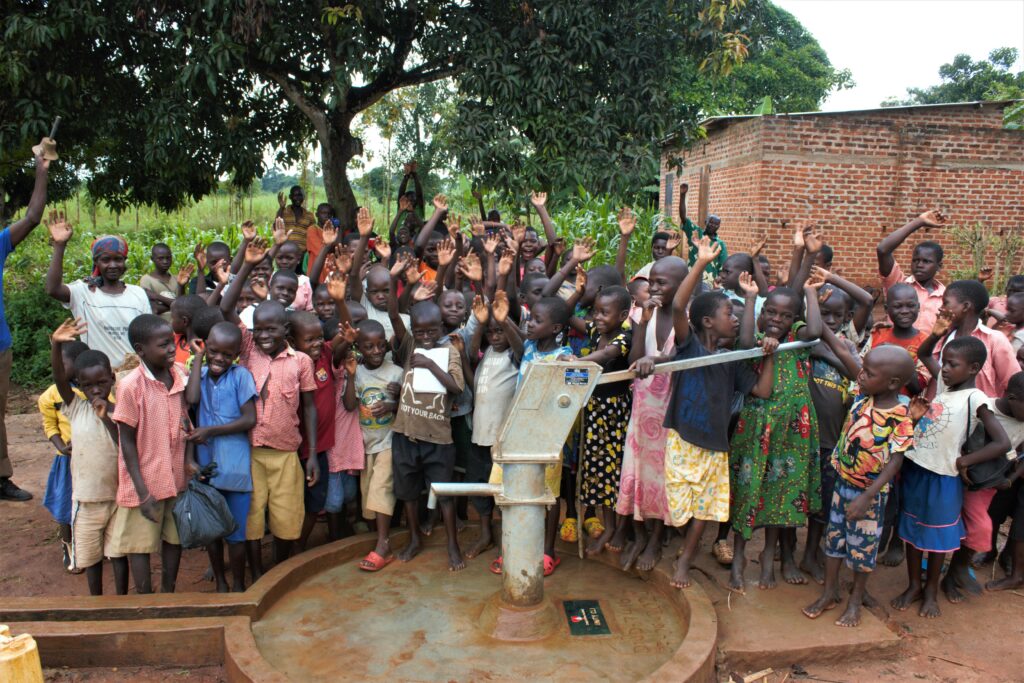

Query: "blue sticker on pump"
left=564, top=368, right=589, bottom=386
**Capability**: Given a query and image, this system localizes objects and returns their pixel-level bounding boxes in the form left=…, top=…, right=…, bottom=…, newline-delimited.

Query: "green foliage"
left=946, top=222, right=1024, bottom=295
left=881, top=48, right=1023, bottom=126
left=6, top=286, right=66, bottom=388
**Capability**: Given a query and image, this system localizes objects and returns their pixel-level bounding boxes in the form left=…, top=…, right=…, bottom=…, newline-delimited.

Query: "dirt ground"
left=2, top=397, right=1023, bottom=683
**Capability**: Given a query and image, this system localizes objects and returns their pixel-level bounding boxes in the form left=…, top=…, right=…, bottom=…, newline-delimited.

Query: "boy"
left=39, top=338, right=87, bottom=572
left=871, top=282, right=931, bottom=394
left=387, top=260, right=466, bottom=571
left=169, top=295, right=207, bottom=365
left=802, top=340, right=917, bottom=627
left=139, top=243, right=187, bottom=321
left=716, top=254, right=764, bottom=318
left=985, top=372, right=1024, bottom=592
left=354, top=320, right=404, bottom=571
left=219, top=236, right=318, bottom=577
left=51, top=320, right=129, bottom=595
left=239, top=269, right=300, bottom=329
left=274, top=240, right=313, bottom=311
left=676, top=182, right=728, bottom=278
left=185, top=323, right=257, bottom=592
left=876, top=210, right=947, bottom=333
left=110, top=314, right=190, bottom=594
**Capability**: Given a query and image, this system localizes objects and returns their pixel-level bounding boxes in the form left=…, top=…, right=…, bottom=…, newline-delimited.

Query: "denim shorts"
left=326, top=470, right=359, bottom=513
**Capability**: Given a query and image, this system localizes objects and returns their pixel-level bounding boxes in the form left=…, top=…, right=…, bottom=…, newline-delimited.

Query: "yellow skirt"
left=664, top=430, right=730, bottom=527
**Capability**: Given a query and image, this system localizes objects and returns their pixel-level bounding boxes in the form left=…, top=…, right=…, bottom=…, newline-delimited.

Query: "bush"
left=6, top=285, right=68, bottom=388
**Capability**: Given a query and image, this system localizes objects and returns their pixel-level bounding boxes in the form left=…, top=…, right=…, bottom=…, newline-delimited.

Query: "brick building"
left=659, top=101, right=1023, bottom=285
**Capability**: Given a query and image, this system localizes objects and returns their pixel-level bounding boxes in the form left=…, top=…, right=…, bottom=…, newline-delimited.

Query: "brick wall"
left=659, top=102, right=1024, bottom=288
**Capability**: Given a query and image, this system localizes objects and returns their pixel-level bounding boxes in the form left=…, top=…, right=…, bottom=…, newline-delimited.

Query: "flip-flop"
left=358, top=551, right=394, bottom=572
left=490, top=556, right=503, bottom=574
left=583, top=517, right=605, bottom=539
left=544, top=554, right=561, bottom=576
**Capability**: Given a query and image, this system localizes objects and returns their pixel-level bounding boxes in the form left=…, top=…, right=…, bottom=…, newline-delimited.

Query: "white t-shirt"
left=472, top=347, right=518, bottom=447
left=993, top=402, right=1024, bottom=459
left=64, top=280, right=151, bottom=369
left=355, top=361, right=404, bottom=453
left=360, top=293, right=409, bottom=343
left=909, top=387, right=991, bottom=476
left=62, top=394, right=119, bottom=502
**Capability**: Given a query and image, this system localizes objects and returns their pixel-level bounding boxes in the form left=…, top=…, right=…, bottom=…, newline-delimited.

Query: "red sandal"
left=358, top=551, right=394, bottom=572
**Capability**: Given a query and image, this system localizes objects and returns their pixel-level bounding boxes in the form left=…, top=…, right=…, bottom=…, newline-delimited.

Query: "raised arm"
left=819, top=323, right=862, bottom=379
left=815, top=266, right=874, bottom=334
left=530, top=192, right=558, bottom=245
left=472, top=187, right=487, bottom=221
left=186, top=340, right=204, bottom=406
left=749, top=234, right=771, bottom=296
left=415, top=195, right=448, bottom=251
left=673, top=237, right=721, bottom=343
left=797, top=280, right=824, bottom=341
left=737, top=272, right=760, bottom=349
left=50, top=318, right=87, bottom=405
left=231, top=221, right=257, bottom=274
left=8, top=153, right=50, bottom=247
left=387, top=256, right=411, bottom=346
left=614, top=207, right=635, bottom=282
left=220, top=238, right=275, bottom=323
left=44, top=212, right=73, bottom=303
left=876, top=210, right=946, bottom=278
left=308, top=220, right=340, bottom=286
left=492, top=291, right=523, bottom=361
left=916, top=307, right=952, bottom=380
left=542, top=238, right=592, bottom=297
left=468, top=296, right=488, bottom=361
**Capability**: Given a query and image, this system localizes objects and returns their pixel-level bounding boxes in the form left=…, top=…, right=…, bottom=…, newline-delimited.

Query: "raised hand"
left=449, top=332, right=465, bottom=354
left=482, top=233, right=501, bottom=255
left=193, top=243, right=207, bottom=271
left=458, top=253, right=483, bottom=282
left=46, top=211, right=73, bottom=244
left=356, top=206, right=374, bottom=237
left=241, top=220, right=257, bottom=241
left=334, top=243, right=354, bottom=275
left=909, top=394, right=930, bottom=422
left=404, top=258, right=423, bottom=285
left=530, top=191, right=547, bottom=208
left=321, top=220, right=339, bottom=247
left=412, top=280, right=437, bottom=302
left=212, top=260, right=231, bottom=285
left=807, top=265, right=830, bottom=289
left=432, top=194, right=448, bottom=212
left=277, top=191, right=286, bottom=209
left=249, top=277, right=268, bottom=301
left=339, top=320, right=358, bottom=344
left=664, top=229, right=683, bottom=253
left=52, top=317, right=87, bottom=343
left=803, top=225, right=825, bottom=254
left=738, top=271, right=759, bottom=297
left=469, top=216, right=485, bottom=237
left=574, top=264, right=587, bottom=293
left=273, top=218, right=291, bottom=245
left=189, top=338, right=205, bottom=358
left=492, top=290, right=510, bottom=323
left=398, top=195, right=413, bottom=213
left=978, top=266, right=994, bottom=283
left=176, top=263, right=196, bottom=287
left=446, top=214, right=461, bottom=240
left=932, top=306, right=954, bottom=337
left=498, top=250, right=515, bottom=277
left=679, top=181, right=689, bottom=197
left=572, top=236, right=596, bottom=263
left=326, top=270, right=348, bottom=301
left=694, top=235, right=721, bottom=264
left=390, top=253, right=411, bottom=278
left=751, top=233, right=768, bottom=256
left=244, top=237, right=270, bottom=264
left=511, top=222, right=526, bottom=245
left=373, top=240, right=391, bottom=262
left=552, top=237, right=566, bottom=258
left=471, top=186, right=483, bottom=200
left=472, top=295, right=489, bottom=324
left=617, top=207, right=636, bottom=236
left=793, top=224, right=806, bottom=249
left=437, top=238, right=456, bottom=267
left=918, top=210, right=947, bottom=229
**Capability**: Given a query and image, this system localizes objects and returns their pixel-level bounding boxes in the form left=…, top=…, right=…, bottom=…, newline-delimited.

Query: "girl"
left=728, top=279, right=824, bottom=592
left=660, top=239, right=776, bottom=589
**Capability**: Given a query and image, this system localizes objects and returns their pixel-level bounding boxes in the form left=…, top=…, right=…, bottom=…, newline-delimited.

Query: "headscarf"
left=90, top=235, right=128, bottom=276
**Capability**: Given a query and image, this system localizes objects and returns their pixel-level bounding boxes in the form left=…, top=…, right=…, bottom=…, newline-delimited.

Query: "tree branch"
left=348, top=62, right=462, bottom=114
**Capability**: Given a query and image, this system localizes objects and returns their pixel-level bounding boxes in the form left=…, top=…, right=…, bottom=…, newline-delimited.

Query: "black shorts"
left=303, top=452, right=330, bottom=514
left=466, top=442, right=495, bottom=516
left=392, top=433, right=455, bottom=502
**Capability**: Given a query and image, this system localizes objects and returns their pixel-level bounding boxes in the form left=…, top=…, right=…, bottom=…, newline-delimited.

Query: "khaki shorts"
left=71, top=500, right=122, bottom=569
left=360, top=449, right=395, bottom=519
left=110, top=497, right=180, bottom=555
left=247, top=447, right=304, bottom=541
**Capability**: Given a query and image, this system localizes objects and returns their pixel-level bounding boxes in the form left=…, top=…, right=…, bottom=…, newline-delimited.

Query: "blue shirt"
left=518, top=340, right=573, bottom=386
left=0, top=228, right=14, bottom=351
left=196, top=365, right=258, bottom=492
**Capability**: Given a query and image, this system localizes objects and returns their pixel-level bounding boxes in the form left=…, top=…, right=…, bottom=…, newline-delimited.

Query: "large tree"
left=883, top=47, right=1023, bottom=107
left=1, top=0, right=751, bottom=226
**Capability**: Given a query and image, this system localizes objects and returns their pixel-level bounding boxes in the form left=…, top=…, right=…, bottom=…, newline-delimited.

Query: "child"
left=219, top=236, right=319, bottom=577
left=353, top=319, right=403, bottom=571
left=313, top=284, right=337, bottom=322
left=240, top=269, right=300, bottom=329
left=110, top=314, right=190, bottom=594
left=802, top=338, right=917, bottom=627
left=717, top=253, right=764, bottom=318
left=51, top=320, right=128, bottom=595
left=616, top=256, right=689, bottom=570
left=170, top=295, right=207, bottom=365
left=39, top=338, right=88, bottom=572
left=322, top=320, right=364, bottom=542
left=274, top=239, right=313, bottom=311
left=662, top=242, right=774, bottom=589
left=465, top=296, right=518, bottom=560
left=985, top=372, right=1024, bottom=591
left=139, top=243, right=187, bottom=321
left=893, top=335, right=1010, bottom=618
left=185, top=323, right=258, bottom=593
left=729, top=280, right=824, bottom=592
left=876, top=210, right=947, bottom=333
left=45, top=222, right=151, bottom=369
left=571, top=285, right=634, bottom=558
left=387, top=260, right=466, bottom=571
left=871, top=282, right=931, bottom=395
left=987, top=290, right=1024, bottom=352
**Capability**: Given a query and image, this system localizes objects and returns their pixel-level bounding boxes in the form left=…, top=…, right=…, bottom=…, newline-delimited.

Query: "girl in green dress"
left=728, top=284, right=823, bottom=593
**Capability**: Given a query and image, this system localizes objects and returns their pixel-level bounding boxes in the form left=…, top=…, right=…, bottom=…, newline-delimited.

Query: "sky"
left=774, top=0, right=1024, bottom=112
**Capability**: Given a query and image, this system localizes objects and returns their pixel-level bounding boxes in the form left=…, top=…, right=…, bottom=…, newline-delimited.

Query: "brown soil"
left=44, top=665, right=224, bottom=682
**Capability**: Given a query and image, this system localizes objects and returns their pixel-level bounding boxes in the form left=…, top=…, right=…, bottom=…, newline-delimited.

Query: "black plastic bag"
left=173, top=478, right=237, bottom=549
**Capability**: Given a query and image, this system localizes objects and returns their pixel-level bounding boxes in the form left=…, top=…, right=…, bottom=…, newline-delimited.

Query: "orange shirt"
left=871, top=327, right=930, bottom=395
left=417, top=261, right=437, bottom=283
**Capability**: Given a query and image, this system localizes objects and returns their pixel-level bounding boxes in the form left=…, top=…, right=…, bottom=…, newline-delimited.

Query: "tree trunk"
left=319, top=124, right=361, bottom=231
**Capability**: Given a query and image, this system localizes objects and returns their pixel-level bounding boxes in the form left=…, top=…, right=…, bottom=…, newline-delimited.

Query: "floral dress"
left=579, top=322, right=633, bottom=508
left=729, top=327, right=820, bottom=540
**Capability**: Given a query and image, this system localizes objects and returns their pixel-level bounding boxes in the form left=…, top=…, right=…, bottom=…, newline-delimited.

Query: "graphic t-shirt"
left=831, top=395, right=914, bottom=491
left=810, top=349, right=853, bottom=452
left=392, top=335, right=464, bottom=444
left=909, top=387, right=990, bottom=476
left=64, top=280, right=151, bottom=369
left=355, top=361, right=404, bottom=453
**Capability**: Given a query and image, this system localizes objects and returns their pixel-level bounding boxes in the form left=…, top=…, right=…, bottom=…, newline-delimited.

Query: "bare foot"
left=447, top=543, right=465, bottom=571
left=606, top=523, right=628, bottom=553
left=954, top=568, right=983, bottom=596
left=636, top=539, right=663, bottom=572
left=397, top=537, right=422, bottom=562
left=879, top=541, right=905, bottom=567
left=919, top=592, right=941, bottom=618
left=464, top=537, right=494, bottom=560
left=835, top=601, right=862, bottom=627
left=420, top=520, right=434, bottom=537
left=670, top=558, right=692, bottom=589
left=215, top=580, right=230, bottom=594
left=799, top=556, right=824, bottom=585
left=758, top=552, right=777, bottom=590
left=971, top=550, right=996, bottom=568
left=620, top=540, right=643, bottom=572
left=941, top=574, right=966, bottom=604
left=586, top=527, right=614, bottom=558
left=802, top=591, right=840, bottom=619
left=782, top=558, right=807, bottom=585
left=728, top=555, right=747, bottom=593
left=891, top=586, right=922, bottom=611
left=986, top=575, right=1024, bottom=591
left=456, top=517, right=467, bottom=534
left=861, top=590, right=880, bottom=609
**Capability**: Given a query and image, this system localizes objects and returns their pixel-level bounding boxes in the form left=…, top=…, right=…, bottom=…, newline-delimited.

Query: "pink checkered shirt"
left=112, top=363, right=190, bottom=507
left=238, top=326, right=317, bottom=453
left=328, top=366, right=365, bottom=472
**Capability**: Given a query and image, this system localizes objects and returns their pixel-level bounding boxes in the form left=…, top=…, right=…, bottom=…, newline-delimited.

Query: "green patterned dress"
left=729, top=327, right=820, bottom=540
